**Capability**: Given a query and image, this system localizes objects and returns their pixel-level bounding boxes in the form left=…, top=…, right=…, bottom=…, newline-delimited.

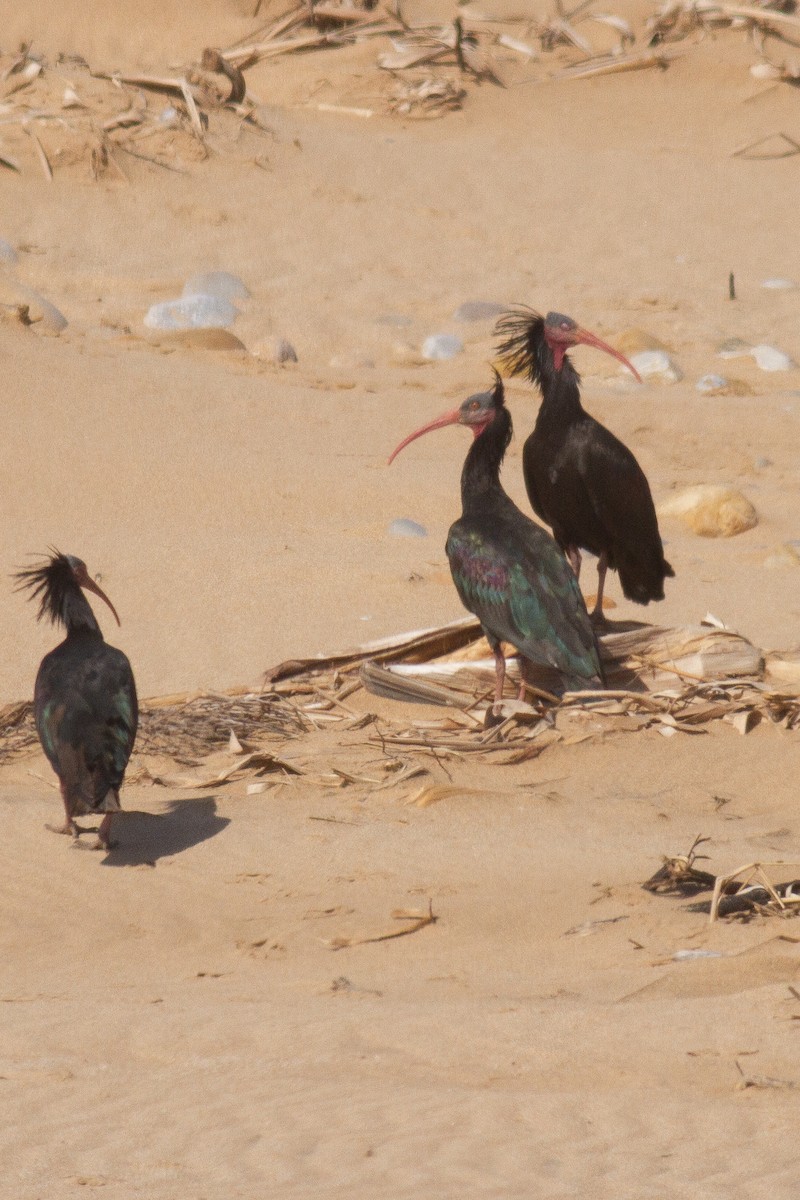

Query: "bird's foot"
left=483, top=704, right=506, bottom=730
left=90, top=836, right=117, bottom=852
left=93, top=814, right=116, bottom=852
left=45, top=820, right=80, bottom=840
left=69, top=830, right=117, bottom=852
left=46, top=819, right=116, bottom=851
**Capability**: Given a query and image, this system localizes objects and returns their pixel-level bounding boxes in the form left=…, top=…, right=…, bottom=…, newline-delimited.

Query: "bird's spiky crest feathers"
left=494, top=306, right=580, bottom=390
left=14, top=549, right=89, bottom=629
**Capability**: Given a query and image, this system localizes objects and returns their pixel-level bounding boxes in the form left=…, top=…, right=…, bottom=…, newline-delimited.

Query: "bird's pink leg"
left=45, top=784, right=80, bottom=840
left=483, top=643, right=508, bottom=729
left=94, top=813, right=114, bottom=852
left=492, top=644, right=507, bottom=704
left=566, top=546, right=582, bottom=579
left=591, top=552, right=609, bottom=622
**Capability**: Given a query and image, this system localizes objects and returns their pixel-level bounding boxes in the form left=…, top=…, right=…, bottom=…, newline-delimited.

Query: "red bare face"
left=544, top=311, right=641, bottom=382
left=388, top=389, right=497, bottom=464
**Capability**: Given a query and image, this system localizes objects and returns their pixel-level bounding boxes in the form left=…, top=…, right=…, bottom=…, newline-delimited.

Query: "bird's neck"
left=538, top=356, right=585, bottom=424
left=460, top=409, right=512, bottom=514
left=63, top=591, right=103, bottom=637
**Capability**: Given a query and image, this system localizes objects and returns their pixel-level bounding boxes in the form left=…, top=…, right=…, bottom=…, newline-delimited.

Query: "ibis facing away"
left=495, top=308, right=674, bottom=621
left=389, top=373, right=604, bottom=713
left=16, top=551, right=138, bottom=850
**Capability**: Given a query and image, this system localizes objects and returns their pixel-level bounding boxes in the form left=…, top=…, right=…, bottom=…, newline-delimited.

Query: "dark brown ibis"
left=15, top=551, right=138, bottom=850
left=389, top=372, right=603, bottom=714
left=495, top=307, right=674, bottom=621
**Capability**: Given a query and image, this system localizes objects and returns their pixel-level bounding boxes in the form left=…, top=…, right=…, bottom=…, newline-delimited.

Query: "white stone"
left=144, top=295, right=237, bottom=331
left=751, top=344, right=795, bottom=371
left=389, top=518, right=427, bottom=538
left=629, top=349, right=682, bottom=382
left=422, top=333, right=463, bottom=361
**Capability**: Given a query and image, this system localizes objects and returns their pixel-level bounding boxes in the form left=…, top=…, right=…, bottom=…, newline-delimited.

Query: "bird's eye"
left=470, top=400, right=480, bottom=411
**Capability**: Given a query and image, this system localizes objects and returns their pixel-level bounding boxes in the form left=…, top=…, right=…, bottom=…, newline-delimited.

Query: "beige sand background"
left=2, top=0, right=800, bottom=1195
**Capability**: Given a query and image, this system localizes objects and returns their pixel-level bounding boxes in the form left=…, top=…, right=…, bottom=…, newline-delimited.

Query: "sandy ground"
left=2, top=1, right=800, bottom=1195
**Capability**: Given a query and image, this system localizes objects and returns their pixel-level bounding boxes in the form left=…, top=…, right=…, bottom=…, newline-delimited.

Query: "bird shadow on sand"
left=97, top=796, right=230, bottom=867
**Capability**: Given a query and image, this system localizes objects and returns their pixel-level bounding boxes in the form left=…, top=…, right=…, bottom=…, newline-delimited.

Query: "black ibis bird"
left=15, top=551, right=138, bottom=850
left=495, top=307, right=674, bottom=621
left=389, top=372, right=604, bottom=711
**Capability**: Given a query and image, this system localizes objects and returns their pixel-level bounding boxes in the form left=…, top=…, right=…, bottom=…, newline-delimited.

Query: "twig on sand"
left=327, top=900, right=437, bottom=949
left=24, top=126, right=52, bottom=181
left=732, top=132, right=800, bottom=159
left=735, top=1060, right=800, bottom=1090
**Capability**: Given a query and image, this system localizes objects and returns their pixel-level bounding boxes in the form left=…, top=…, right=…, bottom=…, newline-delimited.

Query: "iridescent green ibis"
left=495, top=307, right=674, bottom=621
left=389, top=373, right=604, bottom=713
left=15, top=551, right=138, bottom=850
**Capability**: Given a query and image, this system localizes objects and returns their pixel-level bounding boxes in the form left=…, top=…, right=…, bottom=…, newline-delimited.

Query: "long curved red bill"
left=388, top=407, right=461, bottom=465
left=80, top=573, right=121, bottom=626
left=572, top=327, right=642, bottom=383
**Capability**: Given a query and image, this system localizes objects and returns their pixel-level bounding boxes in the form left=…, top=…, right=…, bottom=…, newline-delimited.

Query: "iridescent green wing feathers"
left=35, top=641, right=138, bottom=807
left=446, top=519, right=602, bottom=686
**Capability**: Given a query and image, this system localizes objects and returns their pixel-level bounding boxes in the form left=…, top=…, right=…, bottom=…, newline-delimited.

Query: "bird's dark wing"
left=574, top=427, right=673, bottom=600
left=446, top=519, right=602, bottom=686
left=35, top=641, right=138, bottom=811
left=521, top=433, right=552, bottom=529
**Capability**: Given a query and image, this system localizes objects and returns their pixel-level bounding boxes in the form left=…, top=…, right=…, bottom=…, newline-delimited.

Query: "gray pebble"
left=0, top=238, right=18, bottom=264
left=376, top=313, right=412, bottom=327
left=253, top=336, right=297, bottom=364
left=272, top=337, right=298, bottom=363
left=716, top=338, right=752, bottom=359
left=696, top=374, right=728, bottom=394
left=452, top=300, right=506, bottom=322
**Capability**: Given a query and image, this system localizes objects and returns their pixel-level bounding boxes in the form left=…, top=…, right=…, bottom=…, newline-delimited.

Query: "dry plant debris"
left=644, top=838, right=800, bottom=922
left=735, top=1059, right=800, bottom=1091
left=2, top=616, right=798, bottom=792
left=0, top=0, right=798, bottom=176
left=709, top=862, right=800, bottom=923
left=643, top=834, right=717, bottom=895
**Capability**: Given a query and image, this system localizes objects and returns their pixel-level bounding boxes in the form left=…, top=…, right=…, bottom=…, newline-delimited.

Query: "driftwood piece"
left=343, top=618, right=764, bottom=703
left=264, top=615, right=482, bottom=683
